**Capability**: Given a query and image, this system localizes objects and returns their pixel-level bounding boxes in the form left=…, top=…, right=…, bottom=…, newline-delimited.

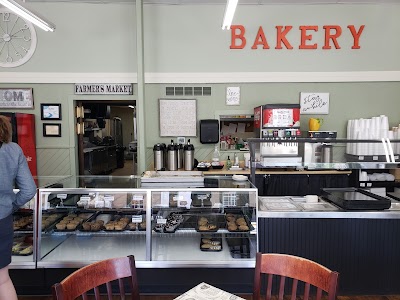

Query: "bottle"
left=226, top=156, right=232, bottom=169
left=212, top=145, right=220, bottom=163
left=233, top=153, right=239, bottom=166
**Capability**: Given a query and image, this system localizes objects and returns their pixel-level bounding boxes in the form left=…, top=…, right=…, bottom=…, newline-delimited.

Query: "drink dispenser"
left=177, top=143, right=184, bottom=169
left=184, top=139, right=195, bottom=171
left=167, top=140, right=178, bottom=171
left=153, top=143, right=165, bottom=171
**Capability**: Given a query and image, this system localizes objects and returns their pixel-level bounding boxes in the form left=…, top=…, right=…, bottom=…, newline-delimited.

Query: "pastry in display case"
left=34, top=176, right=257, bottom=268
left=11, top=197, right=36, bottom=268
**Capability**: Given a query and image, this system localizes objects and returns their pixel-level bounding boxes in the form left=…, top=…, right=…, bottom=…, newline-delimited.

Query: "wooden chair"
left=253, top=252, right=339, bottom=300
left=52, top=255, right=140, bottom=300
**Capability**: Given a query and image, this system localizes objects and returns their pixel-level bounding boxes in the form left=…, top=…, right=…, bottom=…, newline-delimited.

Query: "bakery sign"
left=74, top=83, right=133, bottom=95
left=230, top=24, right=365, bottom=50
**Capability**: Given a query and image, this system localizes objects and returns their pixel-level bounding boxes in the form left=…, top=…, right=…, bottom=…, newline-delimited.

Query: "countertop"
left=83, top=145, right=116, bottom=153
left=257, top=196, right=400, bottom=219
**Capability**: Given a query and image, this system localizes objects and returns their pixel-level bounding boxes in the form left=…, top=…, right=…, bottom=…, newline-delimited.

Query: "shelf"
left=220, top=118, right=254, bottom=122
left=84, top=128, right=100, bottom=131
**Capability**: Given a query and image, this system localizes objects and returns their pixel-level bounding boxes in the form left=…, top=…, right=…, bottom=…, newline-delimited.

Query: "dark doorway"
left=76, top=100, right=137, bottom=176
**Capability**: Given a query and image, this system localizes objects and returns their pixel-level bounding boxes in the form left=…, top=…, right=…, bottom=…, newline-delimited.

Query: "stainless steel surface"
left=184, top=140, right=195, bottom=171
left=321, top=143, right=333, bottom=163
left=153, top=144, right=165, bottom=171
left=177, top=144, right=184, bottom=169
left=167, top=141, right=178, bottom=171
left=258, top=196, right=400, bottom=219
left=257, top=210, right=400, bottom=219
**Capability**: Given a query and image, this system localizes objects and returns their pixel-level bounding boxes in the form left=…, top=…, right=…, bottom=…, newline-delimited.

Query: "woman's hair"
left=0, top=115, right=12, bottom=143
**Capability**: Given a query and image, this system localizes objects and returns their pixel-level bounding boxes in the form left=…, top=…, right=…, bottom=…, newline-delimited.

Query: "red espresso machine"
left=0, top=112, right=38, bottom=178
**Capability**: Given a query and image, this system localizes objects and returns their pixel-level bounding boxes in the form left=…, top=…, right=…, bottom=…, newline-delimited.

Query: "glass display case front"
left=11, top=176, right=71, bottom=269
left=37, top=176, right=257, bottom=268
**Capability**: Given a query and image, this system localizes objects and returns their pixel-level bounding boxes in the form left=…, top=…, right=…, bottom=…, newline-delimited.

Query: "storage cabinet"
left=36, top=176, right=258, bottom=268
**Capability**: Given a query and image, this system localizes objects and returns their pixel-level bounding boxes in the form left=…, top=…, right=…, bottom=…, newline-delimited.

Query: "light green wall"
left=1, top=81, right=400, bottom=174
left=144, top=82, right=400, bottom=162
left=1, top=3, right=400, bottom=73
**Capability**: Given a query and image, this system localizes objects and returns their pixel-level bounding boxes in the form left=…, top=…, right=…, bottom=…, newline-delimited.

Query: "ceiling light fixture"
left=0, top=0, right=55, bottom=32
left=222, top=0, right=238, bottom=30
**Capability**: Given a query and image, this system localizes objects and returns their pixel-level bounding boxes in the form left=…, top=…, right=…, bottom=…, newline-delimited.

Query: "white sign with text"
left=300, top=92, right=329, bottom=114
left=226, top=87, right=240, bottom=106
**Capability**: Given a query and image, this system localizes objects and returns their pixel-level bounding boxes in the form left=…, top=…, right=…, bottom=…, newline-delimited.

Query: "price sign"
left=157, top=218, right=167, bottom=224
left=131, top=215, right=143, bottom=223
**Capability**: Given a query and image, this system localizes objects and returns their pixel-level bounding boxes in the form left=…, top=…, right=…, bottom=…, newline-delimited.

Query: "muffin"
left=128, top=223, right=137, bottom=230
left=56, top=223, right=66, bottom=230
left=82, top=222, right=91, bottom=231
left=91, top=223, right=101, bottom=231
left=67, top=223, right=77, bottom=230
left=239, top=225, right=249, bottom=231
left=105, top=223, right=114, bottom=230
left=228, top=224, right=238, bottom=231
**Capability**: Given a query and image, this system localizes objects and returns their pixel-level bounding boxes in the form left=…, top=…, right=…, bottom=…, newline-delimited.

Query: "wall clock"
left=0, top=8, right=37, bottom=68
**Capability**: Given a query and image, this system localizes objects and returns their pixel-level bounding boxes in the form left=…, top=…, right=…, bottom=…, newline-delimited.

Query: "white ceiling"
left=23, top=0, right=400, bottom=4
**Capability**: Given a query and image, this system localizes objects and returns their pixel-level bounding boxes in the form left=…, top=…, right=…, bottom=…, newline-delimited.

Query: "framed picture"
left=43, top=123, right=61, bottom=137
left=41, top=103, right=62, bottom=120
left=0, top=88, right=34, bottom=109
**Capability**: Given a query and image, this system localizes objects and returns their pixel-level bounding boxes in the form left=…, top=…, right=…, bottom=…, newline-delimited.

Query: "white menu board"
left=159, top=99, right=197, bottom=137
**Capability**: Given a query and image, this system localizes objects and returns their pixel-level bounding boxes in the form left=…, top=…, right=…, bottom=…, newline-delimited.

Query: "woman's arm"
left=14, top=149, right=37, bottom=208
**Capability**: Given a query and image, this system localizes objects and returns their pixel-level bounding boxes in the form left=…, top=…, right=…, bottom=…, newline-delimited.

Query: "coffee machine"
left=302, top=131, right=337, bottom=166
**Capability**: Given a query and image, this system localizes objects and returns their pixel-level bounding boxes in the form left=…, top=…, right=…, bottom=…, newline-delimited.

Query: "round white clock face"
left=0, top=9, right=37, bottom=68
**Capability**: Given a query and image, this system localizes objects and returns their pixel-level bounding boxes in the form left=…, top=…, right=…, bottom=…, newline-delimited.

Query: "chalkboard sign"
left=300, top=92, right=329, bottom=115
left=159, top=99, right=197, bottom=137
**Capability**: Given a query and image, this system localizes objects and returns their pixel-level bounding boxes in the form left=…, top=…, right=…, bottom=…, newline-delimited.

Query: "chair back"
left=253, top=252, right=339, bottom=300
left=52, top=255, right=140, bottom=300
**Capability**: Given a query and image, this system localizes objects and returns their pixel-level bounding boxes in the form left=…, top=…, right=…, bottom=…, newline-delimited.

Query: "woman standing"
left=0, top=115, right=36, bottom=300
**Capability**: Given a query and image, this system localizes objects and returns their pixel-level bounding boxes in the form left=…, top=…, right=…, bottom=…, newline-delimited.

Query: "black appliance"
left=112, top=117, right=125, bottom=168
left=321, top=187, right=391, bottom=210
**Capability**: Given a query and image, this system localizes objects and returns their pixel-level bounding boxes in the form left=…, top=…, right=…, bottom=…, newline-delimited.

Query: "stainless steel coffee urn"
left=167, top=140, right=178, bottom=171
left=183, top=139, right=195, bottom=171
left=153, top=143, right=165, bottom=171
left=177, top=143, right=184, bottom=169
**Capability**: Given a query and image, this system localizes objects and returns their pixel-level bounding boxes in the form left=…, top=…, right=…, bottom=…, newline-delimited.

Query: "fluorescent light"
left=128, top=105, right=135, bottom=109
left=222, top=0, right=238, bottom=30
left=0, top=0, right=55, bottom=32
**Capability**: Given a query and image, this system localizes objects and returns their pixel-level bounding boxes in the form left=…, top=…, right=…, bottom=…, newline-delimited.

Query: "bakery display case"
left=36, top=176, right=257, bottom=268
left=11, top=194, right=36, bottom=269
left=11, top=176, right=71, bottom=269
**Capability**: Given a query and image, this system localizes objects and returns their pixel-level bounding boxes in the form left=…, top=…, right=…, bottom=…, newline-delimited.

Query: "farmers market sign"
left=75, top=84, right=133, bottom=95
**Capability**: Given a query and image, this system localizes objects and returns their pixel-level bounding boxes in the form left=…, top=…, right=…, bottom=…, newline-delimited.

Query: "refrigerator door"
left=0, top=112, right=37, bottom=178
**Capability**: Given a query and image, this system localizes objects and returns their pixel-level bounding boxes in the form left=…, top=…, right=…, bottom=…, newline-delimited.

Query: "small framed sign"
left=300, top=92, right=329, bottom=114
left=41, top=103, right=61, bottom=120
left=226, top=87, right=240, bottom=106
left=0, top=88, right=34, bottom=108
left=43, top=123, right=61, bottom=137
